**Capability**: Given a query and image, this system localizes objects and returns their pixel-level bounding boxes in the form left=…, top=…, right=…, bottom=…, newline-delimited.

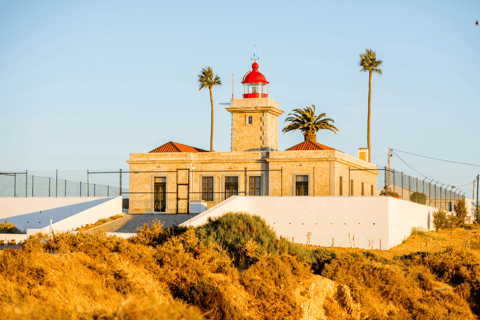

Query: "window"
left=350, top=180, right=354, bottom=196
left=225, top=176, right=238, bottom=199
left=154, top=177, right=166, bottom=212
left=361, top=182, right=365, bottom=196
left=202, top=177, right=213, bottom=201
left=371, top=185, right=374, bottom=196
left=339, top=176, right=343, bottom=196
left=249, top=176, right=261, bottom=195
left=296, top=175, right=309, bottom=196
left=248, top=116, right=253, bottom=124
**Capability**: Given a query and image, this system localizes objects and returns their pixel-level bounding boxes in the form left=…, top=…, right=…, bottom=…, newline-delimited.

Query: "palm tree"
left=198, top=66, right=222, bottom=152
left=359, top=49, right=382, bottom=163
left=282, top=105, right=338, bottom=142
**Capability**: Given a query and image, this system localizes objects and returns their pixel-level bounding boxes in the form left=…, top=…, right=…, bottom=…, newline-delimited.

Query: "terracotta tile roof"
left=286, top=140, right=337, bottom=151
left=149, top=141, right=208, bottom=153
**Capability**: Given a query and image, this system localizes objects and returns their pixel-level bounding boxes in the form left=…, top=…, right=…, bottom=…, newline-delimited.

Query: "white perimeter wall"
left=0, top=197, right=109, bottom=219
left=26, top=197, right=123, bottom=233
left=181, top=196, right=435, bottom=250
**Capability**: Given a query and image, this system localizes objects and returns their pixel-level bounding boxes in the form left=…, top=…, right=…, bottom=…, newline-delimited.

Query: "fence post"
left=56, top=169, right=58, bottom=197
left=14, top=173, right=16, bottom=197
left=80, top=182, right=82, bottom=197
left=476, top=175, right=479, bottom=220
left=120, top=169, right=122, bottom=196
left=87, top=170, right=89, bottom=197
left=65, top=180, right=67, bottom=197
left=94, top=184, right=96, bottom=197
left=26, top=170, right=28, bottom=197
left=32, top=175, right=34, bottom=197
left=384, top=166, right=387, bottom=192
left=393, top=170, right=396, bottom=195
left=49, top=177, right=51, bottom=197
left=408, top=176, right=410, bottom=199
left=108, top=186, right=109, bottom=197
left=401, top=172, right=404, bottom=199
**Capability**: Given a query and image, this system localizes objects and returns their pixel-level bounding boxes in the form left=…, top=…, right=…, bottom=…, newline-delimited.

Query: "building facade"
left=127, top=61, right=378, bottom=214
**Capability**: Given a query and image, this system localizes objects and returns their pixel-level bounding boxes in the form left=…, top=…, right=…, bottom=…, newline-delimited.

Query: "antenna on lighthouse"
left=251, top=45, right=259, bottom=62
left=232, top=73, right=234, bottom=99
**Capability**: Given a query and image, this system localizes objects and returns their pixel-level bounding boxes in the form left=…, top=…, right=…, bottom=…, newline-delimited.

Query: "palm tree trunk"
left=367, top=71, right=372, bottom=162
left=304, top=130, right=317, bottom=142
left=209, top=86, right=214, bottom=152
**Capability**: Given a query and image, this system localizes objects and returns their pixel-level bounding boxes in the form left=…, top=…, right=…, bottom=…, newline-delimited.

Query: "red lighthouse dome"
left=241, top=62, right=269, bottom=98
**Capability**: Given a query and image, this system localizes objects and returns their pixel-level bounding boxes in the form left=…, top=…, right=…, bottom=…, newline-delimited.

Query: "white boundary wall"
left=0, top=197, right=110, bottom=219
left=181, top=196, right=435, bottom=250
left=24, top=197, right=123, bottom=233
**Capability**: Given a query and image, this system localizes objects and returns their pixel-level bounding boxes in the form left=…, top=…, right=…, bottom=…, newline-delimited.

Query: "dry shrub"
left=421, top=247, right=480, bottom=315
left=75, top=213, right=124, bottom=232
left=0, top=221, right=24, bottom=234
left=154, top=228, right=244, bottom=319
left=322, top=250, right=475, bottom=319
left=241, top=254, right=311, bottom=320
left=94, top=297, right=204, bottom=320
left=133, top=219, right=188, bottom=247
left=433, top=209, right=449, bottom=231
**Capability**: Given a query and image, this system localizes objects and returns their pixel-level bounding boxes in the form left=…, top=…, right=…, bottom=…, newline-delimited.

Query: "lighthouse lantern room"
left=242, top=62, right=269, bottom=98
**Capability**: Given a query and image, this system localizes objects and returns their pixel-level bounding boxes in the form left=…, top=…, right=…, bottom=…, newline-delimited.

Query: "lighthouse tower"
left=226, top=61, right=283, bottom=152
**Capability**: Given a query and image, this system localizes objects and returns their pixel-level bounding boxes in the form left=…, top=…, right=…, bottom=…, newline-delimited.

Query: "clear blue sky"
left=1, top=0, right=479, bottom=197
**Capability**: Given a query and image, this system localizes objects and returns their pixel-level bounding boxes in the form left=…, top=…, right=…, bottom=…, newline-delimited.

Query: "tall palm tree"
left=359, top=49, right=382, bottom=163
left=282, top=105, right=338, bottom=142
left=198, top=66, right=222, bottom=152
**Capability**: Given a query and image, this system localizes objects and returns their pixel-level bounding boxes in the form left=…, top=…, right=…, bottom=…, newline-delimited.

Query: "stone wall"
left=127, top=150, right=378, bottom=214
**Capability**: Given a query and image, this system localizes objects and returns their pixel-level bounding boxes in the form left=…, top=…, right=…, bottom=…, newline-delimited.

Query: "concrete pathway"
left=90, top=214, right=197, bottom=233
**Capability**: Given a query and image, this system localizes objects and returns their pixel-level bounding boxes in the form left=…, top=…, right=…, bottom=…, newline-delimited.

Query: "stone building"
left=127, top=61, right=378, bottom=214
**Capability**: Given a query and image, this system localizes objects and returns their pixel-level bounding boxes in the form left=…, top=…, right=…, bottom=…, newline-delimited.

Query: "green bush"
left=452, top=199, right=468, bottom=227
left=433, top=209, right=449, bottom=231
left=410, top=192, right=427, bottom=205
left=195, top=213, right=336, bottom=273
left=0, top=221, right=24, bottom=234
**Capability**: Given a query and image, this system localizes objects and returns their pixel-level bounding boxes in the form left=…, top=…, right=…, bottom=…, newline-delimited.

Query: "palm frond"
left=282, top=105, right=339, bottom=136
left=359, top=48, right=383, bottom=75
left=198, top=66, right=222, bottom=91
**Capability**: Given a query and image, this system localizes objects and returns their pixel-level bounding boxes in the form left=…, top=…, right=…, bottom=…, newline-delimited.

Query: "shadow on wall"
left=0, top=198, right=116, bottom=232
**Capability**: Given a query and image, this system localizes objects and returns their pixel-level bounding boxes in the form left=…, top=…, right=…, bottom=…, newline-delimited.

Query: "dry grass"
left=74, top=214, right=125, bottom=232
left=1, top=216, right=479, bottom=319
left=301, top=224, right=480, bottom=319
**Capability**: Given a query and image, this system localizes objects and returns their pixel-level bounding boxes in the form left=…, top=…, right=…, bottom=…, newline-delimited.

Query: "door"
left=225, top=176, right=238, bottom=199
left=295, top=175, right=308, bottom=196
left=249, top=176, right=261, bottom=195
left=154, top=177, right=166, bottom=212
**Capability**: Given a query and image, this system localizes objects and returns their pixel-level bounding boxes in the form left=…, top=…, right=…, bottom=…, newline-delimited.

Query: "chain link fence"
left=0, top=170, right=128, bottom=198
left=377, top=167, right=466, bottom=211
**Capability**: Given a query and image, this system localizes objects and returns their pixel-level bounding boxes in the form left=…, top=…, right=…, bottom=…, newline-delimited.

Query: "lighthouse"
left=226, top=60, right=284, bottom=152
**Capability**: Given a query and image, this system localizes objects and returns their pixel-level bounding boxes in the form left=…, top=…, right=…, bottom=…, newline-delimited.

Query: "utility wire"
left=392, top=151, right=430, bottom=179
left=392, top=150, right=475, bottom=191
left=394, top=149, right=480, bottom=168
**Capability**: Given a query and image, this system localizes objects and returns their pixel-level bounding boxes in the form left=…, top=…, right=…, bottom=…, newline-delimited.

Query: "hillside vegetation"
left=0, top=213, right=479, bottom=319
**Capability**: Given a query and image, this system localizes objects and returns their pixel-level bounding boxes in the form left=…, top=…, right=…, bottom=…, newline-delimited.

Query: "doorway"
left=154, top=177, right=166, bottom=212
left=225, top=176, right=238, bottom=199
